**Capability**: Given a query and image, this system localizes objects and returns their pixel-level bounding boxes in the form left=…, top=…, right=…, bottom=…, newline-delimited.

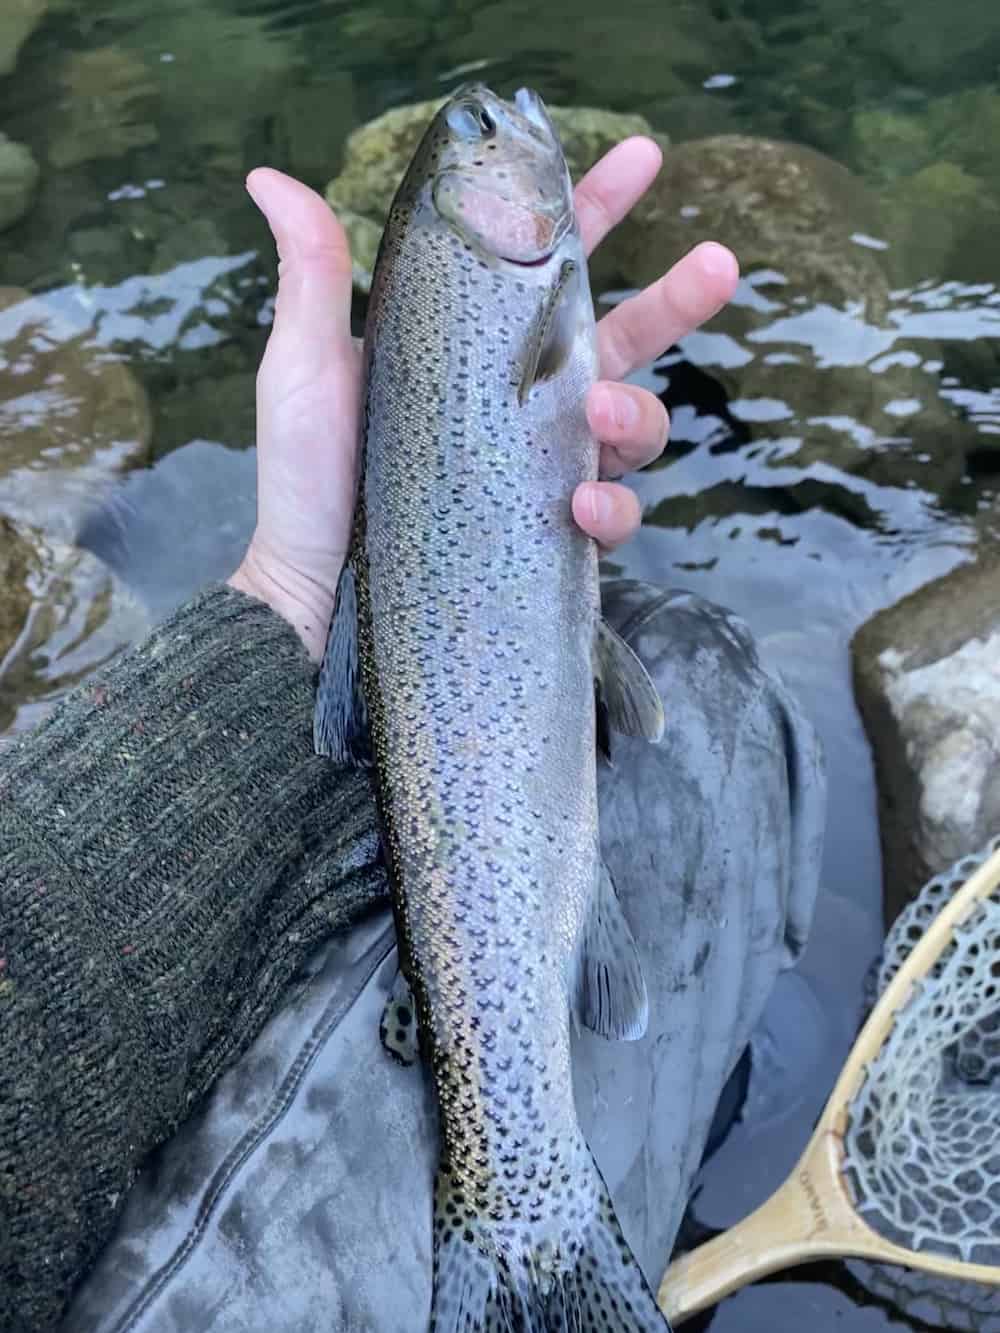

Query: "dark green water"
left=2, top=1, right=1000, bottom=1329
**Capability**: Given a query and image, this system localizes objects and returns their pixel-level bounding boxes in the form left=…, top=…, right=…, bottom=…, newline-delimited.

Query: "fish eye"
left=447, top=101, right=497, bottom=141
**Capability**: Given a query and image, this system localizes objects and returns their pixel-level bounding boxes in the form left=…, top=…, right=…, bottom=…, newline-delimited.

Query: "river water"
left=2, top=1, right=999, bottom=1328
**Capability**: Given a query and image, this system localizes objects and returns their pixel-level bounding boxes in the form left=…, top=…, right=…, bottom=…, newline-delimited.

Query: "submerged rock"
left=612, top=134, right=971, bottom=500
left=0, top=134, right=39, bottom=231
left=852, top=553, right=1000, bottom=925
left=150, top=217, right=229, bottom=274
left=851, top=87, right=1000, bottom=284
left=324, top=98, right=667, bottom=292
left=614, top=134, right=889, bottom=313
left=76, top=439, right=257, bottom=621
left=0, top=288, right=151, bottom=530
left=0, top=288, right=152, bottom=733
left=146, top=2, right=299, bottom=167
left=0, top=516, right=37, bottom=665
left=0, top=0, right=46, bottom=76
left=882, top=2, right=1000, bottom=97
left=47, top=46, right=158, bottom=170
left=441, top=0, right=760, bottom=114
left=276, top=74, right=356, bottom=184
left=153, top=371, right=256, bottom=458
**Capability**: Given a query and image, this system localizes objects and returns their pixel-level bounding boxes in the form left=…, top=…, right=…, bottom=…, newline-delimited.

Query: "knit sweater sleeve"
left=0, top=583, right=384, bottom=1332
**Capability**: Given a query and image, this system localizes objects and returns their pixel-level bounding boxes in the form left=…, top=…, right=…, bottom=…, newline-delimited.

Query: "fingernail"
left=593, top=384, right=639, bottom=434
left=609, top=387, right=640, bottom=432
left=587, top=484, right=613, bottom=526
left=698, top=241, right=738, bottom=281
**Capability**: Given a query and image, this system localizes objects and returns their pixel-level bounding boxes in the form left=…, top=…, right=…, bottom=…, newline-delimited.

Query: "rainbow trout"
left=315, top=84, right=668, bottom=1332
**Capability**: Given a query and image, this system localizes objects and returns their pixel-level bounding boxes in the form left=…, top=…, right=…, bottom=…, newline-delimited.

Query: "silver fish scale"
left=362, top=216, right=601, bottom=1221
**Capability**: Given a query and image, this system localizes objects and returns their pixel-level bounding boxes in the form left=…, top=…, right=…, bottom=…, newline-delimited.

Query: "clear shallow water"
left=2, top=1, right=999, bottom=1328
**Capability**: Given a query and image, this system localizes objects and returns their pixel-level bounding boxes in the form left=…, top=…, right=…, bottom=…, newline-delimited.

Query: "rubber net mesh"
left=842, top=836, right=1000, bottom=1271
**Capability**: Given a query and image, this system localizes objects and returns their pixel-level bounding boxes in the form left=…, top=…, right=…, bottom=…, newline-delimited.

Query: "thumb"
left=247, top=167, right=355, bottom=386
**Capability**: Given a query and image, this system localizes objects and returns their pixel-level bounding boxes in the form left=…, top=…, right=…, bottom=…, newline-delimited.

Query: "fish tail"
left=430, top=1160, right=672, bottom=1332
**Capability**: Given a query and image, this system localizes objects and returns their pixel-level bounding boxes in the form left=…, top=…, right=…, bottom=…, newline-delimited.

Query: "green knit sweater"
left=0, top=584, right=386, bottom=1332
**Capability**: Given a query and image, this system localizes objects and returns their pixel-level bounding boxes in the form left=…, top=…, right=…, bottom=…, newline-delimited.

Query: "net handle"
left=658, top=845, right=1000, bottom=1324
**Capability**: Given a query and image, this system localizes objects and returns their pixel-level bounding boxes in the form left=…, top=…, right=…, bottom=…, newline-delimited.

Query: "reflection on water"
left=1, top=1, right=999, bottom=1329
left=0, top=251, right=264, bottom=730
left=44, top=251, right=262, bottom=351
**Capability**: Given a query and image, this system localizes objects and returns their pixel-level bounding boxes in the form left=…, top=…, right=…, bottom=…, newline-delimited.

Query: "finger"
left=598, top=240, right=739, bottom=381
left=572, top=481, right=642, bottom=550
left=574, top=137, right=663, bottom=256
left=586, top=382, right=669, bottom=478
left=247, top=167, right=355, bottom=388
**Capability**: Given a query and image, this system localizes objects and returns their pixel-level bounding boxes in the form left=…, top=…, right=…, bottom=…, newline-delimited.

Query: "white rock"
left=852, top=553, right=1000, bottom=923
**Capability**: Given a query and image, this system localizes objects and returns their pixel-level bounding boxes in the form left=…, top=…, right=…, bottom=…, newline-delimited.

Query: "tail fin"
left=430, top=1159, right=673, bottom=1333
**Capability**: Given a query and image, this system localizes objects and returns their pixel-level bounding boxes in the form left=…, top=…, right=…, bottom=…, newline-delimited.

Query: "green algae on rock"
left=879, top=161, right=1000, bottom=285
left=851, top=108, right=933, bottom=184
left=851, top=86, right=1000, bottom=285
left=324, top=98, right=667, bottom=292
left=853, top=87, right=1000, bottom=194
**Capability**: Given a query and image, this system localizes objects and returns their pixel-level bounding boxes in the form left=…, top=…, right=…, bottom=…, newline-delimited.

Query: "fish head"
left=418, top=84, right=574, bottom=266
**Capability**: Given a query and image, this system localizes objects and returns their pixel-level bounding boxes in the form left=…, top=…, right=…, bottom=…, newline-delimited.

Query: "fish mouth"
left=502, top=250, right=562, bottom=269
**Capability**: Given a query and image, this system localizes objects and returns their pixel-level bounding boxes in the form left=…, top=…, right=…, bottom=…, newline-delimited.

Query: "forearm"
left=0, top=584, right=384, bottom=1330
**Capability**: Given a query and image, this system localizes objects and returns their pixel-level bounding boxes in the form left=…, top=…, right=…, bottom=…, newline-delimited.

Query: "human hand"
left=229, top=141, right=739, bottom=661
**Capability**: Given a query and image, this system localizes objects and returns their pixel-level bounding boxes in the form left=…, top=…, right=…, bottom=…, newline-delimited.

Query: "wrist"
left=228, top=543, right=335, bottom=664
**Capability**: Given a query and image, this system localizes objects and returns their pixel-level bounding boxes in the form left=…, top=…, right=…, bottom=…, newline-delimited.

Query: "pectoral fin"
left=313, top=563, right=372, bottom=766
left=594, top=617, right=665, bottom=743
left=518, top=259, right=579, bottom=405
left=576, top=863, right=649, bottom=1041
